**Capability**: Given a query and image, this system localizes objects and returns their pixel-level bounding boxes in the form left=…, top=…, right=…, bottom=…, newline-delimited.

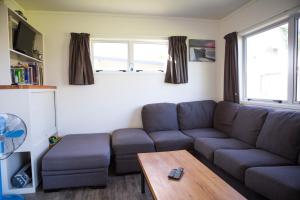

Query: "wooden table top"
left=138, top=150, right=246, bottom=200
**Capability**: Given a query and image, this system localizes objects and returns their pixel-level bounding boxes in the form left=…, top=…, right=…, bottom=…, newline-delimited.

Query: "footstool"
left=42, top=133, right=110, bottom=190
left=112, top=128, right=155, bottom=174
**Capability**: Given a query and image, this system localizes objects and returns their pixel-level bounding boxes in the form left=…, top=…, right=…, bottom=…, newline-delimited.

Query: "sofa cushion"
left=112, top=128, right=155, bottom=155
left=148, top=130, right=193, bottom=152
left=42, top=133, right=110, bottom=171
left=182, top=128, right=228, bottom=140
left=142, top=103, right=178, bottom=132
left=231, top=106, right=269, bottom=145
left=245, top=166, right=300, bottom=200
left=214, top=149, right=293, bottom=181
left=213, top=101, right=240, bottom=134
left=194, top=138, right=253, bottom=161
left=256, top=111, right=300, bottom=162
left=177, top=100, right=216, bottom=130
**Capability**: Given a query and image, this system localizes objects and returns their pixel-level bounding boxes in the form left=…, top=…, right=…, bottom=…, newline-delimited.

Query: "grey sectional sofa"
left=142, top=103, right=193, bottom=151
left=112, top=100, right=300, bottom=200
left=112, top=128, right=155, bottom=174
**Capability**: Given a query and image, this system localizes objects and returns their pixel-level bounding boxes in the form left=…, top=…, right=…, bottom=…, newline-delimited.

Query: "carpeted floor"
left=24, top=174, right=152, bottom=200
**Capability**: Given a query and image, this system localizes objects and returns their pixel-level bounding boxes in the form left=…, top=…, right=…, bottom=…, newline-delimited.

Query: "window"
left=92, top=42, right=128, bottom=71
left=242, top=14, right=299, bottom=105
left=133, top=43, right=168, bottom=72
left=91, top=40, right=168, bottom=72
left=297, top=18, right=300, bottom=101
left=245, top=23, right=289, bottom=101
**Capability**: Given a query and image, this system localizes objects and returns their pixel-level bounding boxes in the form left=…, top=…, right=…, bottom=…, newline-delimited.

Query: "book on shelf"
left=11, top=62, right=43, bottom=85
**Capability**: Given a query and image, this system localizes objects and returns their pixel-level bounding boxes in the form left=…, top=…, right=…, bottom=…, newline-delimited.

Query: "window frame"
left=90, top=38, right=168, bottom=73
left=241, top=14, right=300, bottom=106
left=292, top=14, right=300, bottom=103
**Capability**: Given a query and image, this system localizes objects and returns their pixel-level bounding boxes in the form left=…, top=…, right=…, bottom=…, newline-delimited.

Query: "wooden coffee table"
left=138, top=150, right=246, bottom=200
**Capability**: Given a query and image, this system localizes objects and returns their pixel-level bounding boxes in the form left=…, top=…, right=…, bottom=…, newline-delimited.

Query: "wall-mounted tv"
left=13, top=22, right=36, bottom=57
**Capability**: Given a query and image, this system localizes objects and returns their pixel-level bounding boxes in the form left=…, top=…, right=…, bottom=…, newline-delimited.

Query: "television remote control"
left=168, top=169, right=177, bottom=179
left=168, top=167, right=184, bottom=180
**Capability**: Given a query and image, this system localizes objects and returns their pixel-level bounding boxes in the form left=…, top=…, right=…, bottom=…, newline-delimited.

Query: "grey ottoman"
left=112, top=128, right=155, bottom=174
left=42, top=133, right=110, bottom=190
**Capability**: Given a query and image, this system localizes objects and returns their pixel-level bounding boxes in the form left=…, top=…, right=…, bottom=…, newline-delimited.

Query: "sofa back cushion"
left=298, top=154, right=300, bottom=165
left=142, top=103, right=179, bottom=132
left=231, top=106, right=269, bottom=145
left=256, top=111, right=300, bottom=162
left=213, top=101, right=240, bottom=134
left=177, top=100, right=216, bottom=130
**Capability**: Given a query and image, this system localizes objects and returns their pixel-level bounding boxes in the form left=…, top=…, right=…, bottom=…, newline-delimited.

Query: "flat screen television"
left=13, top=22, right=36, bottom=57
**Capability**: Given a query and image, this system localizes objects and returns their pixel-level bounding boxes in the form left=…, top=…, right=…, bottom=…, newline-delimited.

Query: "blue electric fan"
left=0, top=114, right=27, bottom=200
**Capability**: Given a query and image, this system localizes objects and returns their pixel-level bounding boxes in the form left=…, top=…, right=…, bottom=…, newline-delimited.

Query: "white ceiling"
left=15, top=0, right=251, bottom=19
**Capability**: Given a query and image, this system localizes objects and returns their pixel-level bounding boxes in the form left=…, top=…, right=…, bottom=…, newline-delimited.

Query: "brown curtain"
left=165, top=36, right=188, bottom=84
left=69, top=33, right=94, bottom=85
left=224, top=32, right=239, bottom=103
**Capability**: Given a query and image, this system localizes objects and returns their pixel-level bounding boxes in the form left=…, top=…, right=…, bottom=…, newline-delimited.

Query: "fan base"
left=0, top=195, right=24, bottom=200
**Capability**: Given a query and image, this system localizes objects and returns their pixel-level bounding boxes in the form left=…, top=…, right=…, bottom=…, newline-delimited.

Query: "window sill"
left=241, top=100, right=300, bottom=111
left=93, top=71, right=165, bottom=75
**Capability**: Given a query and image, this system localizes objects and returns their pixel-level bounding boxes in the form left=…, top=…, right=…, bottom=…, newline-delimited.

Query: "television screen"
left=13, top=22, right=36, bottom=57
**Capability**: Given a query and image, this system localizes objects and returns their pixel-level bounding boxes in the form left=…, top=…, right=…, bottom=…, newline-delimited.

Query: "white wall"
left=26, top=11, right=220, bottom=135
left=216, top=0, right=300, bottom=101
left=3, top=0, right=26, bottom=14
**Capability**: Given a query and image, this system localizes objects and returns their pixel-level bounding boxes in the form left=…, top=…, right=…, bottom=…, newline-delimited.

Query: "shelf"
left=10, top=49, right=43, bottom=63
left=0, top=85, right=56, bottom=89
left=8, top=9, right=42, bottom=35
left=9, top=183, right=34, bottom=194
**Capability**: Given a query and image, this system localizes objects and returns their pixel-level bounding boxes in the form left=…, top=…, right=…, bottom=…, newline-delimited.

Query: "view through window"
left=91, top=40, right=168, bottom=72
left=133, top=43, right=168, bottom=72
left=297, top=19, right=300, bottom=101
left=245, top=23, right=289, bottom=101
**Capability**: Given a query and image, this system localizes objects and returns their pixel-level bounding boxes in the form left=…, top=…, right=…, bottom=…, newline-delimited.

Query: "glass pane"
left=297, top=19, right=300, bottom=101
left=92, top=42, right=128, bottom=71
left=133, top=43, right=168, bottom=72
left=246, top=23, right=289, bottom=100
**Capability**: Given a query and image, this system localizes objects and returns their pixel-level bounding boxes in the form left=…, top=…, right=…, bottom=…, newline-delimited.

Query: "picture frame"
left=189, top=39, right=215, bottom=62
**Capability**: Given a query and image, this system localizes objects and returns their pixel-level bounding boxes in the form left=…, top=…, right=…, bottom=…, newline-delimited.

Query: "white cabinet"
left=0, top=88, right=57, bottom=194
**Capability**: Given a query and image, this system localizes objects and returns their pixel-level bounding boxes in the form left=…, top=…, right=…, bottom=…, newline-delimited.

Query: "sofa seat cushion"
left=231, top=106, right=269, bottom=145
left=149, top=130, right=193, bottom=152
left=256, top=111, right=300, bottom=162
left=112, top=128, right=155, bottom=155
left=213, top=101, right=240, bottom=134
left=194, top=138, right=253, bottom=161
left=245, top=166, right=300, bottom=200
left=214, top=149, right=293, bottom=181
left=142, top=103, right=178, bottom=132
left=182, top=128, right=228, bottom=140
left=42, top=133, right=110, bottom=171
left=177, top=100, right=216, bottom=130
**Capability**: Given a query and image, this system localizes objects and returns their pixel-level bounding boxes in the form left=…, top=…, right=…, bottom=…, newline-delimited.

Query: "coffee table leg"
left=141, top=172, right=145, bottom=194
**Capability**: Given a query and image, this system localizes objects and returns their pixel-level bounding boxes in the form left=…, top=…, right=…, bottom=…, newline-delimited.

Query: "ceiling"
left=15, top=0, right=251, bottom=19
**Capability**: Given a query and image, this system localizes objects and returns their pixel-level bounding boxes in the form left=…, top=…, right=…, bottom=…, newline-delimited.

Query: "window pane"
left=246, top=23, right=289, bottom=100
left=297, top=19, right=300, bottom=101
left=133, top=43, right=168, bottom=72
left=92, top=42, right=128, bottom=71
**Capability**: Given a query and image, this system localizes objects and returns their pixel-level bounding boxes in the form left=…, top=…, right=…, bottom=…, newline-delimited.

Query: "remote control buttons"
left=168, top=167, right=184, bottom=180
